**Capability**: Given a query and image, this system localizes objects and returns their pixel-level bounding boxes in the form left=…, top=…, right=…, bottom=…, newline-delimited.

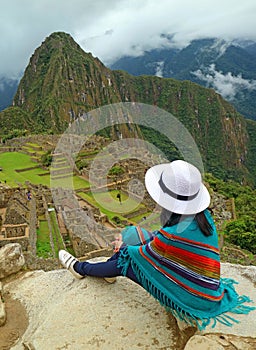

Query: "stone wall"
left=0, top=188, right=17, bottom=208
left=1, top=134, right=60, bottom=151
left=0, top=235, right=29, bottom=251
left=27, top=196, right=37, bottom=255
left=4, top=224, right=27, bottom=238
left=65, top=208, right=118, bottom=257
left=0, top=187, right=37, bottom=254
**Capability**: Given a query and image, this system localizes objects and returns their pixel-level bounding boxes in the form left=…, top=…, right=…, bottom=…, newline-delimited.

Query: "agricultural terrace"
left=0, top=152, right=90, bottom=189
left=0, top=143, right=153, bottom=225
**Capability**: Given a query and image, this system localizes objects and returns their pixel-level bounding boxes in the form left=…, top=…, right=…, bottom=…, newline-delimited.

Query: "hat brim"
left=145, top=163, right=210, bottom=215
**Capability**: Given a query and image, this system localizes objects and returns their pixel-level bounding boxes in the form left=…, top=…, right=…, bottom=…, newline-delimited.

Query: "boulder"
left=5, top=270, right=177, bottom=350
left=0, top=282, right=6, bottom=326
left=2, top=262, right=256, bottom=349
left=184, top=263, right=256, bottom=350
left=0, top=243, right=25, bottom=279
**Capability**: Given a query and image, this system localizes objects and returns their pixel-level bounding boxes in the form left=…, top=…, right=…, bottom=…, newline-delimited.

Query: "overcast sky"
left=1, top=0, right=256, bottom=79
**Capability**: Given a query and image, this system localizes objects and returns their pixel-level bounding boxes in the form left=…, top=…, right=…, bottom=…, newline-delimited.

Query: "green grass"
left=22, top=146, right=36, bottom=152
left=36, top=211, right=66, bottom=258
left=18, top=168, right=51, bottom=186
left=51, top=174, right=90, bottom=190
left=49, top=209, right=65, bottom=255
left=0, top=151, right=90, bottom=189
left=36, top=220, right=52, bottom=258
left=25, top=142, right=42, bottom=149
left=52, top=157, right=66, bottom=163
left=0, top=152, right=36, bottom=169
left=0, top=152, right=40, bottom=186
left=77, top=190, right=148, bottom=224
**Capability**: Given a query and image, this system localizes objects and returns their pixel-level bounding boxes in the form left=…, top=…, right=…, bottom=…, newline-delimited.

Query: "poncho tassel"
left=118, top=248, right=255, bottom=331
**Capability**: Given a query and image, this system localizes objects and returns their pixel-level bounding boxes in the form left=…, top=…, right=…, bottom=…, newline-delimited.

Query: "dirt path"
left=0, top=294, right=28, bottom=350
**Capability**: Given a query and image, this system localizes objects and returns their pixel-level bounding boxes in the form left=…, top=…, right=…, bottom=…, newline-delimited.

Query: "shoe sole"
left=59, top=250, right=84, bottom=279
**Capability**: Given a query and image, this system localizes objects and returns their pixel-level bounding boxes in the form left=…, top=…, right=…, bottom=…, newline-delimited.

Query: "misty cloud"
left=209, top=39, right=232, bottom=59
left=1, top=0, right=256, bottom=78
left=155, top=61, right=164, bottom=77
left=192, top=64, right=256, bottom=100
left=0, top=77, right=18, bottom=91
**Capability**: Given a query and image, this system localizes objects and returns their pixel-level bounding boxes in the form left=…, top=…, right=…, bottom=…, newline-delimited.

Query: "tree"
left=41, top=150, right=53, bottom=167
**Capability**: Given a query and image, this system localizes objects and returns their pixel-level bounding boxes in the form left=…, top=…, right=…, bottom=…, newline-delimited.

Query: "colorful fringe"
left=118, top=248, right=255, bottom=330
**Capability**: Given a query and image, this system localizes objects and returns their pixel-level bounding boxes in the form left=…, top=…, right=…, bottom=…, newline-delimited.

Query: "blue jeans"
left=74, top=249, right=139, bottom=284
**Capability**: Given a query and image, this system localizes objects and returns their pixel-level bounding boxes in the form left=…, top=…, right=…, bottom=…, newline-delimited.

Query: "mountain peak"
left=11, top=31, right=108, bottom=132
left=40, top=31, right=86, bottom=53
left=0, top=32, right=255, bottom=185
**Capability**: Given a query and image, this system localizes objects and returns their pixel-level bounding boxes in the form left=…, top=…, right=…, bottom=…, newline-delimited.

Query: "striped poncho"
left=117, top=210, right=255, bottom=330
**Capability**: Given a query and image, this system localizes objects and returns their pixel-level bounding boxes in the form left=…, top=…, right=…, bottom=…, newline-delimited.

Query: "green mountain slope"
left=11, top=32, right=123, bottom=132
left=110, top=38, right=256, bottom=120
left=0, top=32, right=255, bottom=186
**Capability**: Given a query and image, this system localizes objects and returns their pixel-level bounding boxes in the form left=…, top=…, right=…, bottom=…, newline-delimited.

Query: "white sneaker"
left=58, top=250, right=84, bottom=279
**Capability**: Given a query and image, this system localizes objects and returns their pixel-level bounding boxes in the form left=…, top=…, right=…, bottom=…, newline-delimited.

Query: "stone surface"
left=184, top=263, right=256, bottom=350
left=184, top=334, right=256, bottom=350
left=2, top=262, right=256, bottom=350
left=201, top=263, right=256, bottom=338
left=0, top=281, right=6, bottom=326
left=184, top=335, right=225, bottom=350
left=0, top=243, right=25, bottom=279
left=5, top=270, right=176, bottom=350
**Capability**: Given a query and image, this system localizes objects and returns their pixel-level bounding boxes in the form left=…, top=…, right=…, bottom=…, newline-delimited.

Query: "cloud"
left=0, top=76, right=18, bottom=91
left=155, top=61, right=164, bottom=78
left=0, top=0, right=119, bottom=77
left=208, top=39, right=232, bottom=59
left=1, top=0, right=256, bottom=77
left=78, top=0, right=256, bottom=64
left=192, top=64, right=256, bottom=100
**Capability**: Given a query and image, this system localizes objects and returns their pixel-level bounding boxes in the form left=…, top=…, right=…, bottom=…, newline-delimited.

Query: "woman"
left=59, top=160, right=255, bottom=330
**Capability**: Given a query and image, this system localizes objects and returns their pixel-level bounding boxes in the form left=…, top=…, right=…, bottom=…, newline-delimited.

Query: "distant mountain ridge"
left=0, top=77, right=18, bottom=111
left=0, top=32, right=256, bottom=186
left=110, top=38, right=256, bottom=120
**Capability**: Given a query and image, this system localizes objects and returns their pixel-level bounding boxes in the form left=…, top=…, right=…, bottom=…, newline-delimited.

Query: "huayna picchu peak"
left=0, top=31, right=256, bottom=186
left=12, top=31, right=116, bottom=132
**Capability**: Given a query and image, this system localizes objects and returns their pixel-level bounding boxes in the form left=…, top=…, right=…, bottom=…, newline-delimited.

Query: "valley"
left=0, top=134, right=256, bottom=269
left=0, top=31, right=255, bottom=269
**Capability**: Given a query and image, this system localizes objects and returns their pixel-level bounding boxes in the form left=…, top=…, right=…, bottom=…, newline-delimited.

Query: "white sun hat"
left=145, top=160, right=210, bottom=215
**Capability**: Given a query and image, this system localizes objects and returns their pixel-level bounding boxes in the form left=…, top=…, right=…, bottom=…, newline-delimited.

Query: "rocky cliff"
left=1, top=244, right=256, bottom=350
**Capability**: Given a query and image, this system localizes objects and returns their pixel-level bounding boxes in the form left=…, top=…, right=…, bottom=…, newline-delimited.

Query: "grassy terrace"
left=36, top=220, right=52, bottom=258
left=0, top=152, right=89, bottom=189
left=0, top=148, right=153, bottom=257
left=36, top=210, right=66, bottom=258
left=77, top=189, right=150, bottom=224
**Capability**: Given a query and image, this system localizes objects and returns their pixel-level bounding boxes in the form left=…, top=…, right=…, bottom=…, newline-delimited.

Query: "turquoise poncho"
left=117, top=211, right=255, bottom=330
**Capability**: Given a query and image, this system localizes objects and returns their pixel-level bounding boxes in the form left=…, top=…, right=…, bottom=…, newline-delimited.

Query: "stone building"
left=0, top=189, right=31, bottom=250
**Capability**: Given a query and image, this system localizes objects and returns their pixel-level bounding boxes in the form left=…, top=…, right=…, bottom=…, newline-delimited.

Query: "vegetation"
left=205, top=173, right=256, bottom=255
left=36, top=220, right=51, bottom=258
left=2, top=129, right=28, bottom=143
left=108, top=165, right=125, bottom=177
left=0, top=151, right=89, bottom=189
left=76, top=158, right=89, bottom=171
left=49, top=209, right=65, bottom=256
left=41, top=150, right=53, bottom=167
left=0, top=152, right=48, bottom=186
left=0, top=31, right=255, bottom=262
left=36, top=209, right=65, bottom=258
left=0, top=31, right=255, bottom=186
left=110, top=38, right=256, bottom=120
left=77, top=190, right=149, bottom=226
left=1, top=140, right=256, bottom=261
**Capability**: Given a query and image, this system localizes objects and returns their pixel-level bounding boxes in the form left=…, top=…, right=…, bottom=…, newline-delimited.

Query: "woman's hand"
left=112, top=233, right=123, bottom=252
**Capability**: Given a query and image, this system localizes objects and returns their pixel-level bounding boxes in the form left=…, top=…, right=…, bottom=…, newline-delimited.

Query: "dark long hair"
left=160, top=208, right=213, bottom=236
